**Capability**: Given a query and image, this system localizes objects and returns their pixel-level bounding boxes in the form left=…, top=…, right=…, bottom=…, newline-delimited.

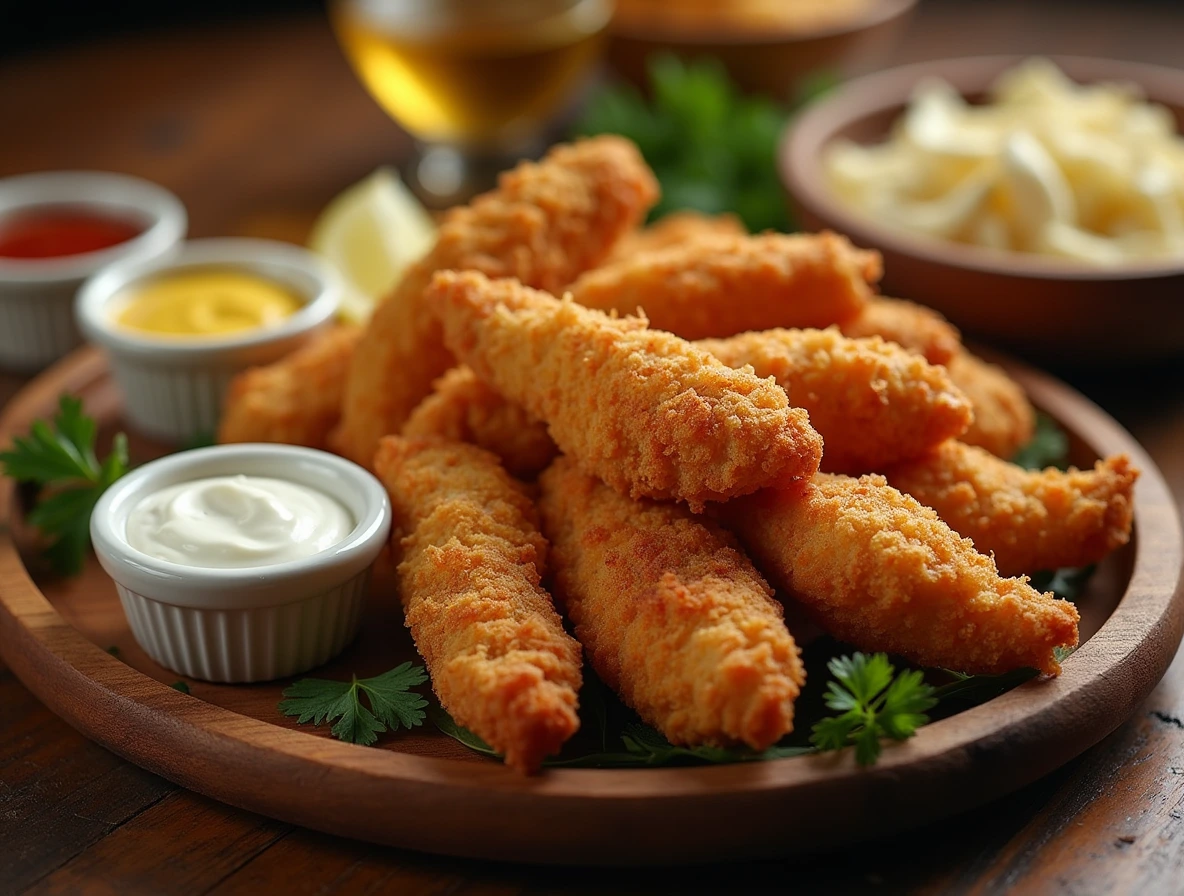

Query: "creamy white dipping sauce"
left=126, top=474, right=353, bottom=568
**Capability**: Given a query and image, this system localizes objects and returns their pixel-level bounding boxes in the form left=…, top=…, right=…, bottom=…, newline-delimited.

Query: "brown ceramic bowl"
left=607, top=0, right=917, bottom=100
left=781, top=55, right=1184, bottom=364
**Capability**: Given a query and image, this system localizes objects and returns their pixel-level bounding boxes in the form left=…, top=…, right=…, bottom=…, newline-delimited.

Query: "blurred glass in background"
left=330, top=0, right=612, bottom=206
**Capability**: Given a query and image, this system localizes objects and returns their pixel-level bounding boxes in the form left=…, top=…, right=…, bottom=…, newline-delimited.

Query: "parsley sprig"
left=278, top=663, right=429, bottom=746
left=577, top=56, right=806, bottom=232
left=810, top=653, right=938, bottom=766
left=0, top=395, right=129, bottom=575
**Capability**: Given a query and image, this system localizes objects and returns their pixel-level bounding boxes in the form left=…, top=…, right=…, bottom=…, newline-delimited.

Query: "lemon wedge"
left=309, top=168, right=436, bottom=324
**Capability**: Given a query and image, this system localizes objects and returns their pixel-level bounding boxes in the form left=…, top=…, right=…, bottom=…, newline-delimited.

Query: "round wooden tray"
left=1, top=347, right=1181, bottom=865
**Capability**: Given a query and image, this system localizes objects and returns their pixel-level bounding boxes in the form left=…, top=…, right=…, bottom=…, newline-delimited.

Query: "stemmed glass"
left=331, top=0, right=613, bottom=207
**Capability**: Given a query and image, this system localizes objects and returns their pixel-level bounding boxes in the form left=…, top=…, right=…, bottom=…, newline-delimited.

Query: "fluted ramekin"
left=90, top=444, right=391, bottom=683
left=0, top=171, right=187, bottom=372
left=76, top=238, right=341, bottom=443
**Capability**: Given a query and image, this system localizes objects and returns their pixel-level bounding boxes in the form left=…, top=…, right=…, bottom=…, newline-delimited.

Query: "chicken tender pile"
left=216, top=137, right=1139, bottom=773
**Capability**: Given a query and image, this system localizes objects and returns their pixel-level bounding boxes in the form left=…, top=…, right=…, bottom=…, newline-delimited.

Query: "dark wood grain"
left=24, top=793, right=290, bottom=896
left=0, top=664, right=174, bottom=893
left=3, top=1, right=1184, bottom=893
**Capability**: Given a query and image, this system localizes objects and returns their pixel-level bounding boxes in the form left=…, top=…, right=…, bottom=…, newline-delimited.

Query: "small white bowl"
left=91, top=444, right=392, bottom=683
left=0, top=171, right=187, bottom=372
left=76, top=238, right=341, bottom=443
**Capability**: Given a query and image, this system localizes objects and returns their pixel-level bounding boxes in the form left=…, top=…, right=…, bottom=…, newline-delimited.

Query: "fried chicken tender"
left=606, top=210, right=747, bottom=262
left=719, top=474, right=1080, bottom=675
left=568, top=231, right=879, bottom=340
left=430, top=270, right=824, bottom=509
left=885, top=440, right=1138, bottom=576
left=334, top=136, right=659, bottom=467
left=373, top=436, right=582, bottom=774
left=696, top=328, right=973, bottom=472
left=538, top=457, right=804, bottom=750
left=217, top=325, right=360, bottom=449
left=946, top=351, right=1036, bottom=458
left=402, top=366, right=557, bottom=479
left=839, top=296, right=962, bottom=366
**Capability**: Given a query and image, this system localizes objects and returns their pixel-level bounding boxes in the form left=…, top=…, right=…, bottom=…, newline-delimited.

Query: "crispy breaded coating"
left=402, top=366, right=557, bottom=479
left=606, top=211, right=747, bottom=262
left=696, top=328, right=973, bottom=472
left=719, top=474, right=1080, bottom=675
left=373, top=436, right=582, bottom=774
left=334, top=137, right=659, bottom=467
left=568, top=231, right=879, bottom=340
left=839, top=296, right=962, bottom=366
left=946, top=351, right=1036, bottom=458
left=430, top=270, right=824, bottom=509
left=885, top=440, right=1138, bottom=576
left=538, top=457, right=804, bottom=750
left=217, top=325, right=360, bottom=450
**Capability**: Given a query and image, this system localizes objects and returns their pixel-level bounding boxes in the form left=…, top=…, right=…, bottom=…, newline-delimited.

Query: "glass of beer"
left=332, top=0, right=612, bottom=206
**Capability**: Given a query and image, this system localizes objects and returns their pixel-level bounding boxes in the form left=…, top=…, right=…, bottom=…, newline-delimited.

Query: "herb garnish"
left=278, top=662, right=429, bottom=746
left=1012, top=413, right=1070, bottom=470
left=808, top=653, right=938, bottom=766
left=576, top=55, right=806, bottom=232
left=0, top=395, right=129, bottom=575
left=431, top=709, right=812, bottom=768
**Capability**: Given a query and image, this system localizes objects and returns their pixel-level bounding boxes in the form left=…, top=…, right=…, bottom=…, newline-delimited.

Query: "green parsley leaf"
left=278, top=662, right=429, bottom=746
left=0, top=396, right=130, bottom=576
left=810, top=652, right=938, bottom=766
left=170, top=680, right=191, bottom=694
left=430, top=707, right=500, bottom=758
left=1012, top=413, right=1070, bottom=470
left=576, top=55, right=804, bottom=232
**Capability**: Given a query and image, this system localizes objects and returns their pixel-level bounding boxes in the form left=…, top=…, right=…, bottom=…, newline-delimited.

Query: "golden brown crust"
left=719, top=474, right=1080, bottom=675
left=373, top=436, right=582, bottom=774
left=217, top=325, right=360, bottom=450
left=885, top=441, right=1138, bottom=576
left=696, top=328, right=973, bottom=472
left=946, top=351, right=1037, bottom=458
left=538, top=457, right=803, bottom=750
left=333, top=136, right=659, bottom=467
left=430, top=270, right=824, bottom=509
left=402, top=366, right=557, bottom=479
left=605, top=211, right=747, bottom=262
left=569, top=231, right=878, bottom=340
left=839, top=296, right=962, bottom=366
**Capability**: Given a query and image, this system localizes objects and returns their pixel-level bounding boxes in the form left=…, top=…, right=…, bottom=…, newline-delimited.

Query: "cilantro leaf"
left=0, top=395, right=130, bottom=576
left=810, top=653, right=937, bottom=766
left=278, top=663, right=429, bottom=746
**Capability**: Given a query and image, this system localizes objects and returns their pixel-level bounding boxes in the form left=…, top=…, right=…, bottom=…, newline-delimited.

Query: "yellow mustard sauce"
left=116, top=268, right=303, bottom=337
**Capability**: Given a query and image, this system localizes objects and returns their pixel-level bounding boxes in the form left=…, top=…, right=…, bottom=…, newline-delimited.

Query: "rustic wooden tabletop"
left=3, top=3, right=1184, bottom=893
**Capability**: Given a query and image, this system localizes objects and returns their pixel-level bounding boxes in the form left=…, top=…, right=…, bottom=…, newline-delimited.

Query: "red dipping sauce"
left=0, top=207, right=143, bottom=260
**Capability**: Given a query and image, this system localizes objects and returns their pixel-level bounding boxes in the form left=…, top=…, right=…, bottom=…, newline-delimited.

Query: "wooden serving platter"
left=1, top=347, right=1182, bottom=865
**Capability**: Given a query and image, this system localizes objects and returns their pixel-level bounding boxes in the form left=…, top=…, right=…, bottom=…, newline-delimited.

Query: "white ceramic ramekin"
left=90, top=444, right=391, bottom=683
left=0, top=171, right=187, bottom=372
left=76, top=238, right=341, bottom=443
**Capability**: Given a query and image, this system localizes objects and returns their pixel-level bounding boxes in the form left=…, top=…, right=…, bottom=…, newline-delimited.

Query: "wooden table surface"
left=3, top=3, right=1184, bottom=893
